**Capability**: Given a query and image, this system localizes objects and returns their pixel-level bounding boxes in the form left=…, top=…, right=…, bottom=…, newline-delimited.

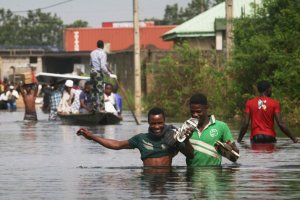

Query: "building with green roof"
left=162, top=0, right=261, bottom=51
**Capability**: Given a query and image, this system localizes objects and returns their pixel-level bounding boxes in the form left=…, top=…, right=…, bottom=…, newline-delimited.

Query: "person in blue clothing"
left=79, top=81, right=93, bottom=113
left=77, top=107, right=194, bottom=167
left=113, top=84, right=122, bottom=116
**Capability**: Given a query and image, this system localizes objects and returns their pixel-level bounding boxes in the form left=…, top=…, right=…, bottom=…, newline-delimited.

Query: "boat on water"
left=58, top=112, right=122, bottom=125
left=35, top=72, right=90, bottom=84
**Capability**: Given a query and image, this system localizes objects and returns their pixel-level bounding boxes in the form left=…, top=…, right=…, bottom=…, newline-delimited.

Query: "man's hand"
left=292, top=137, right=300, bottom=143
left=77, top=128, right=94, bottom=140
left=109, top=74, right=117, bottom=79
left=184, top=127, right=194, bottom=139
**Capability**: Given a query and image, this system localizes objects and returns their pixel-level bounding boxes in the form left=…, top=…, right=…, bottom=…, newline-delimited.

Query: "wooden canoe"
left=58, top=112, right=122, bottom=125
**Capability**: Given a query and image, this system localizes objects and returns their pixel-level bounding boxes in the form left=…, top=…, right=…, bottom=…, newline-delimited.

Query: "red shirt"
left=245, top=96, right=280, bottom=139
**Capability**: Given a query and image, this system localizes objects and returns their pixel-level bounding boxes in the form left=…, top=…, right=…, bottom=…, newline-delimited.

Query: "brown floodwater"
left=0, top=108, right=300, bottom=199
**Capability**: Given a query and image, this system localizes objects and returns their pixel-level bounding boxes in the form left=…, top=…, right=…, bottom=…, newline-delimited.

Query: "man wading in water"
left=77, top=107, right=194, bottom=167
left=19, top=83, right=39, bottom=121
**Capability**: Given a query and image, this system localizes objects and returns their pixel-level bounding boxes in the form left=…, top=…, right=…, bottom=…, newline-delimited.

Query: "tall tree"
left=20, top=9, right=64, bottom=48
left=0, top=8, right=88, bottom=48
left=65, top=20, right=88, bottom=28
left=229, top=0, right=300, bottom=121
left=0, top=9, right=21, bottom=46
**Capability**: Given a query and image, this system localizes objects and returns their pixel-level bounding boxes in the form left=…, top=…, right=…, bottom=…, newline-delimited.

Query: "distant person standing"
left=237, top=80, right=299, bottom=144
left=49, top=81, right=62, bottom=120
left=90, top=40, right=117, bottom=112
left=19, top=83, right=39, bottom=121
left=6, top=85, right=19, bottom=112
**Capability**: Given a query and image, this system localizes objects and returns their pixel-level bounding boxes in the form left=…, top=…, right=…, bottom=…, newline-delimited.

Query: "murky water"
left=1, top=108, right=300, bottom=199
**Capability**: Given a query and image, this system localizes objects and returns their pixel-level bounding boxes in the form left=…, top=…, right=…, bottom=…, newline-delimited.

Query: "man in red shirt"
left=237, top=80, right=299, bottom=143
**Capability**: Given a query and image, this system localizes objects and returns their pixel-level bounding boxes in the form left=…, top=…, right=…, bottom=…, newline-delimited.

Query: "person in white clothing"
left=70, top=80, right=82, bottom=114
left=104, top=83, right=120, bottom=116
left=6, top=85, right=19, bottom=111
left=57, top=80, right=75, bottom=114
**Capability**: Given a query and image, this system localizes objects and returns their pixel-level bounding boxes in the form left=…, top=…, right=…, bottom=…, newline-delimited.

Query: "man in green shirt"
left=77, top=107, right=194, bottom=167
left=182, top=93, right=239, bottom=166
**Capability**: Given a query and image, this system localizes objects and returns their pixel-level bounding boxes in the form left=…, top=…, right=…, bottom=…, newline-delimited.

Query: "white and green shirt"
left=186, top=115, right=234, bottom=166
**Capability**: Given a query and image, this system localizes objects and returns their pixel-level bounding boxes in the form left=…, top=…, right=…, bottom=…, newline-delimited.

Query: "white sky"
left=0, top=0, right=190, bottom=27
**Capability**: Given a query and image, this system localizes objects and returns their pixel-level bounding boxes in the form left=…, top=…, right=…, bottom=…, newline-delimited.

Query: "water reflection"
left=1, top=109, right=300, bottom=199
left=186, top=167, right=237, bottom=199
left=251, top=143, right=276, bottom=153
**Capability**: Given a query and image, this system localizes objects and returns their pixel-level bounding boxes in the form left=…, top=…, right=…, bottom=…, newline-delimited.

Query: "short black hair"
left=113, top=84, right=118, bottom=93
left=85, top=81, right=91, bottom=86
left=105, top=83, right=113, bottom=88
left=97, top=40, right=104, bottom=48
left=257, top=80, right=271, bottom=93
left=148, top=107, right=165, bottom=122
left=189, top=93, right=208, bottom=105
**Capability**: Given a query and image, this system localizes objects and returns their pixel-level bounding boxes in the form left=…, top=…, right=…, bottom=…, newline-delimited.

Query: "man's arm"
left=80, top=98, right=92, bottom=112
left=33, top=84, right=39, bottom=97
left=178, top=139, right=194, bottom=159
left=274, top=112, right=299, bottom=143
left=237, top=112, right=250, bottom=143
left=18, top=84, right=26, bottom=98
left=77, top=128, right=132, bottom=149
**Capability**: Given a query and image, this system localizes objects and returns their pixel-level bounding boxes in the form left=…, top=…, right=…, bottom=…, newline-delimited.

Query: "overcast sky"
left=0, top=0, right=190, bottom=27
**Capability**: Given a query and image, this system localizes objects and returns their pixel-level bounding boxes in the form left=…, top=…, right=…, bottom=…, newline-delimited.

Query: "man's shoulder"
left=213, top=119, right=229, bottom=129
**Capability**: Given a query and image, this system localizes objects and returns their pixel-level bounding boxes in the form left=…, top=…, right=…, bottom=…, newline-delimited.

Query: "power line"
left=12, top=0, right=74, bottom=13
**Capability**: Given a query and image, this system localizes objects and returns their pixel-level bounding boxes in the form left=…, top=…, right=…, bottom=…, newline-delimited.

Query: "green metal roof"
left=163, top=0, right=261, bottom=41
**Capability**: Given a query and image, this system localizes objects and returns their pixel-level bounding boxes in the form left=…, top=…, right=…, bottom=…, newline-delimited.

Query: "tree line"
left=145, top=0, right=300, bottom=125
left=0, top=8, right=88, bottom=49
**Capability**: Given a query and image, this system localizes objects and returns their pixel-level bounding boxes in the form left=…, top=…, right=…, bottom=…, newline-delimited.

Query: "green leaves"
left=229, top=0, right=300, bottom=124
left=0, top=8, right=88, bottom=48
left=145, top=42, right=230, bottom=120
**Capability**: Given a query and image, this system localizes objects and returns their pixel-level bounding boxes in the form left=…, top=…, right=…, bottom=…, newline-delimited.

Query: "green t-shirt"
left=128, top=132, right=178, bottom=160
left=186, top=115, right=234, bottom=166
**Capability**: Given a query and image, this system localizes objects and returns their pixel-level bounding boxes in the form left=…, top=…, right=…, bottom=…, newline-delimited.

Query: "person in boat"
left=90, top=40, right=117, bottom=113
left=57, top=80, right=75, bottom=114
left=79, top=81, right=93, bottom=114
left=49, top=81, right=62, bottom=120
left=0, top=88, right=8, bottom=110
left=6, top=85, right=19, bottom=112
left=237, top=80, right=299, bottom=144
left=113, top=84, right=123, bottom=117
left=104, top=83, right=120, bottom=117
left=70, top=80, right=82, bottom=114
left=180, top=93, right=239, bottom=166
left=19, top=83, right=39, bottom=121
left=76, top=107, right=194, bottom=167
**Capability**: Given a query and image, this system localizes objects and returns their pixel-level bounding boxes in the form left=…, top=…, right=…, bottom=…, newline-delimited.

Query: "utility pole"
left=133, top=0, right=141, bottom=120
left=226, top=0, right=233, bottom=60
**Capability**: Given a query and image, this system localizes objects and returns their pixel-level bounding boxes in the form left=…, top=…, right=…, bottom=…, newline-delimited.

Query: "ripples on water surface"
left=0, top=109, right=299, bottom=199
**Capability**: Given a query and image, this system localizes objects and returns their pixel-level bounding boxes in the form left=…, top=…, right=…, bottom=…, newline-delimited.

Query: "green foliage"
left=65, top=20, right=89, bottom=28
left=147, top=0, right=225, bottom=25
left=145, top=42, right=229, bottom=120
left=0, top=8, right=88, bottom=48
left=229, top=0, right=300, bottom=124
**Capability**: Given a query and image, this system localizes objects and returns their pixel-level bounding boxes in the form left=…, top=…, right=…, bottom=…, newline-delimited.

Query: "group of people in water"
left=2, top=38, right=298, bottom=168
left=77, top=80, right=299, bottom=167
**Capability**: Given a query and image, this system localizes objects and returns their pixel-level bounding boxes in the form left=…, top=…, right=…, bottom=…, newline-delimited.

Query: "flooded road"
left=0, top=109, right=300, bottom=199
